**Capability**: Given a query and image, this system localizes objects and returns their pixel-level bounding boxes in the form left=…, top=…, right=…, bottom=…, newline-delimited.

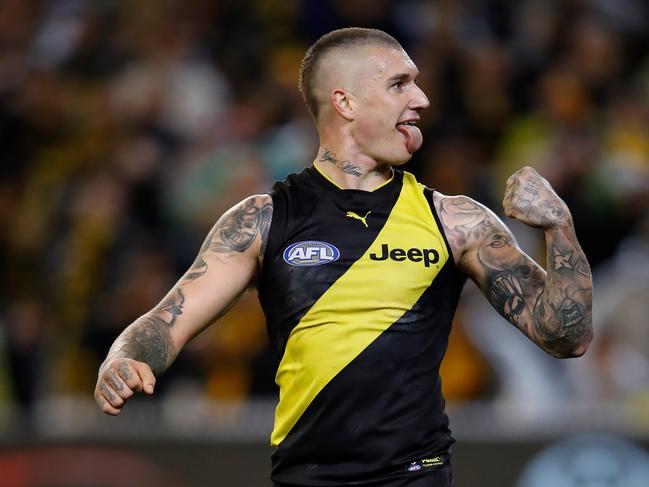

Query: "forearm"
left=104, top=313, right=179, bottom=376
left=104, top=288, right=185, bottom=375
left=534, top=219, right=593, bottom=357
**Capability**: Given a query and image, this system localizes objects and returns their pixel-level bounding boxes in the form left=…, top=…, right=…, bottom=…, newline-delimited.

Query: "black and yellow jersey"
left=257, top=166, right=464, bottom=486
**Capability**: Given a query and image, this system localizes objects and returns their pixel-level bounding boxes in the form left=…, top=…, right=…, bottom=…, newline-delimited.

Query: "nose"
left=410, top=84, right=430, bottom=110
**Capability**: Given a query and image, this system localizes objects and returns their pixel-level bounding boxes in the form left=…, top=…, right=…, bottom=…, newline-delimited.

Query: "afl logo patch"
left=283, top=241, right=340, bottom=266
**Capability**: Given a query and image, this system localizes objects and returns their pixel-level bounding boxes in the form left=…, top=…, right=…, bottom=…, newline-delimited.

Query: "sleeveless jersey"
left=257, top=166, right=464, bottom=486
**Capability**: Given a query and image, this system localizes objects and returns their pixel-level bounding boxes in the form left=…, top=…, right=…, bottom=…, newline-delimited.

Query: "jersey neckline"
left=307, top=164, right=400, bottom=196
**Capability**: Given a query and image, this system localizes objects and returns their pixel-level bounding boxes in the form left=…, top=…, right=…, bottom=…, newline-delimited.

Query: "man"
left=95, top=28, right=593, bottom=486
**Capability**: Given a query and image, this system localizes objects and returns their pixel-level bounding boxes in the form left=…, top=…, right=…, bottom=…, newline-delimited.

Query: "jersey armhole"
left=261, top=186, right=285, bottom=271
left=424, top=188, right=458, bottom=269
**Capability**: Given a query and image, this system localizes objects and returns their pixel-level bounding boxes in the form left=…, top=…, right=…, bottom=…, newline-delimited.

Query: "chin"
left=389, top=153, right=413, bottom=166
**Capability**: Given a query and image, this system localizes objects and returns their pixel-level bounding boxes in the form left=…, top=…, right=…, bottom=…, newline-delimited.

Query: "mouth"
left=395, top=119, right=423, bottom=153
left=396, top=120, right=419, bottom=127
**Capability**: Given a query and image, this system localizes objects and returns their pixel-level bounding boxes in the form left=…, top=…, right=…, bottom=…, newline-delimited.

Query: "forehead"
left=356, top=45, right=418, bottom=80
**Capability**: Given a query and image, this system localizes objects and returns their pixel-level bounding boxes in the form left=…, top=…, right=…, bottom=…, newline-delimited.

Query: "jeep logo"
left=369, top=244, right=439, bottom=267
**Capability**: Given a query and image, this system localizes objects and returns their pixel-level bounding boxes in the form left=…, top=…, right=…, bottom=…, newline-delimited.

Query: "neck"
left=313, top=146, right=392, bottom=191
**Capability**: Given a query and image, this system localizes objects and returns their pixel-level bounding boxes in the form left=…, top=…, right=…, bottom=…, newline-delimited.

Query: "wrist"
left=544, top=215, right=577, bottom=243
left=543, top=202, right=573, bottom=231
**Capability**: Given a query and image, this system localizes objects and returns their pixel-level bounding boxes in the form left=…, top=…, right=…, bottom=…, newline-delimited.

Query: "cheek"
left=358, top=98, right=395, bottom=132
left=355, top=114, right=391, bottom=142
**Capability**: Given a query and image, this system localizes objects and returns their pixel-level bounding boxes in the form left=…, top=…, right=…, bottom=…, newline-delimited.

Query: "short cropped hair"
left=298, top=28, right=403, bottom=121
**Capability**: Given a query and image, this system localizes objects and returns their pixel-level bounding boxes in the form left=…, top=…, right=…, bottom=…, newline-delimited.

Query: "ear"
left=330, top=88, right=355, bottom=121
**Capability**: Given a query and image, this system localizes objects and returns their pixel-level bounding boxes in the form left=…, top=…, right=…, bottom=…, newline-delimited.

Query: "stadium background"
left=1, top=0, right=649, bottom=485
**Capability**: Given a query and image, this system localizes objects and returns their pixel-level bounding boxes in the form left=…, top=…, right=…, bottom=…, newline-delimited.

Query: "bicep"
left=159, top=194, right=272, bottom=348
left=436, top=193, right=547, bottom=344
left=462, top=222, right=548, bottom=345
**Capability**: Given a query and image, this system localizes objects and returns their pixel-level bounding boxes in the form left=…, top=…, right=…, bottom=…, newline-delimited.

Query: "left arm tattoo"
left=439, top=194, right=593, bottom=357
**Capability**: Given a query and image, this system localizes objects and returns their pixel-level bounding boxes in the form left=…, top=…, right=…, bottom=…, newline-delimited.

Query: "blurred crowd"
left=1, top=0, right=648, bottom=426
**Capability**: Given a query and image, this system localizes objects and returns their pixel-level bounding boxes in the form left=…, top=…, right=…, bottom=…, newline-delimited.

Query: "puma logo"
left=346, top=210, right=371, bottom=228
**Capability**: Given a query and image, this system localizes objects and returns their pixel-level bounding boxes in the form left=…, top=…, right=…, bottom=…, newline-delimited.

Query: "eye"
left=489, top=234, right=508, bottom=248
left=391, top=81, right=403, bottom=90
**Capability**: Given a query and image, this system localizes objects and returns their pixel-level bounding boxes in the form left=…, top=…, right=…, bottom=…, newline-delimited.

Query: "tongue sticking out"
left=396, top=124, right=423, bottom=153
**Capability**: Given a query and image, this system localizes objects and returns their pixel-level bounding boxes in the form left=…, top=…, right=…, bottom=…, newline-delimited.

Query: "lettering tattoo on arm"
left=109, top=289, right=185, bottom=375
left=183, top=196, right=273, bottom=282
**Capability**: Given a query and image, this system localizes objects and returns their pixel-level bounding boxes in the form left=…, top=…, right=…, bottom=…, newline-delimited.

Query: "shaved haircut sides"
left=299, top=28, right=403, bottom=121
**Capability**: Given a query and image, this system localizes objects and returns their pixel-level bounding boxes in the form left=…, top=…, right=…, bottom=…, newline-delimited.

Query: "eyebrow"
left=387, top=72, right=418, bottom=84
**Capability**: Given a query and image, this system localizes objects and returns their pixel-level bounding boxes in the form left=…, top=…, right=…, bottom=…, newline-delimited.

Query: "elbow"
left=546, top=328, right=594, bottom=359
left=559, top=342, right=589, bottom=358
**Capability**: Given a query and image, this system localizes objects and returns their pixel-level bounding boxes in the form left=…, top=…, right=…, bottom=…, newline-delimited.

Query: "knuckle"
left=120, top=388, right=134, bottom=399
left=110, top=395, right=124, bottom=407
left=107, top=358, right=123, bottom=369
left=125, top=376, right=142, bottom=388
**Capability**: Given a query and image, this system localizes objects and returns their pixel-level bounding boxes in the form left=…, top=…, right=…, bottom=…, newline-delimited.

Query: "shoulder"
left=432, top=192, right=511, bottom=266
left=226, top=194, right=273, bottom=218
left=433, top=192, right=495, bottom=234
left=210, top=194, right=273, bottom=259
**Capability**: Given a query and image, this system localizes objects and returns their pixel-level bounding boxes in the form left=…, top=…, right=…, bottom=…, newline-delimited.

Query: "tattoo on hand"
left=100, top=383, right=116, bottom=402
left=508, top=180, right=568, bottom=229
left=110, top=371, right=124, bottom=391
left=118, top=362, right=132, bottom=381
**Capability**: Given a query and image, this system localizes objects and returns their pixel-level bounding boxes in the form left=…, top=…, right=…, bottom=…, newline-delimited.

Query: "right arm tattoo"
left=183, top=195, right=273, bottom=282
left=106, top=288, right=185, bottom=375
left=103, top=195, right=273, bottom=375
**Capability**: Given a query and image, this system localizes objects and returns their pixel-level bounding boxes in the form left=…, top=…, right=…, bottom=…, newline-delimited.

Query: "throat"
left=314, top=148, right=393, bottom=191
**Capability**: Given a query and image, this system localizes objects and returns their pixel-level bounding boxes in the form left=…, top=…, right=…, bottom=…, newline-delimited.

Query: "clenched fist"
left=503, top=166, right=571, bottom=230
left=94, top=358, right=156, bottom=415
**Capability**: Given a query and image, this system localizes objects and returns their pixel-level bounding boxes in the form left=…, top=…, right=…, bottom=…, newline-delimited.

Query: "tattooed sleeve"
left=104, top=195, right=273, bottom=375
left=438, top=195, right=593, bottom=358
